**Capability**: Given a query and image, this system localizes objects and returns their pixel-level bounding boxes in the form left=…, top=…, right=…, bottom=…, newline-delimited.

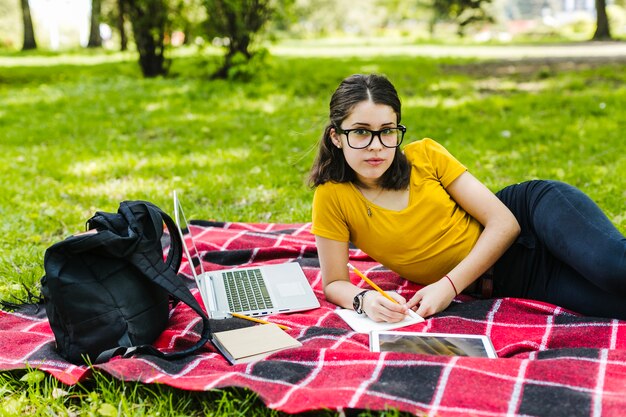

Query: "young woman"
left=309, top=73, right=626, bottom=321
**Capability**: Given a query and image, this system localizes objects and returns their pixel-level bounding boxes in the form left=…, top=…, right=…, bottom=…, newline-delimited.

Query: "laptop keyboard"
left=223, top=268, right=273, bottom=312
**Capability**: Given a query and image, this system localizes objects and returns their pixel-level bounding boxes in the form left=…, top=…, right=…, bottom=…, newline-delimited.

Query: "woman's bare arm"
left=316, top=235, right=407, bottom=322
left=407, top=171, right=520, bottom=317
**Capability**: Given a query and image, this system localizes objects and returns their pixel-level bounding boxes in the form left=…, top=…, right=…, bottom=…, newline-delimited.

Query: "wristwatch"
left=353, top=290, right=370, bottom=315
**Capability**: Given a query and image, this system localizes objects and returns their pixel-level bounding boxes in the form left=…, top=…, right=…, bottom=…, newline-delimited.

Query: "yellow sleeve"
left=311, top=183, right=350, bottom=242
left=404, top=138, right=467, bottom=187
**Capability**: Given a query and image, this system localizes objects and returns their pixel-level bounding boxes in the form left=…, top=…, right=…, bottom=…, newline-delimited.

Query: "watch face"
left=353, top=291, right=366, bottom=314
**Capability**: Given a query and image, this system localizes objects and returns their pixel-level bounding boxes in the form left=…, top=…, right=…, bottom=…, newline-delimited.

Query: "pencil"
left=347, top=263, right=398, bottom=304
left=347, top=263, right=423, bottom=321
left=229, top=311, right=291, bottom=331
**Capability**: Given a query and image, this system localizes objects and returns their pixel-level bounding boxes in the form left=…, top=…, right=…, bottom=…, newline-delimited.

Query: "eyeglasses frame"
left=335, top=124, right=407, bottom=149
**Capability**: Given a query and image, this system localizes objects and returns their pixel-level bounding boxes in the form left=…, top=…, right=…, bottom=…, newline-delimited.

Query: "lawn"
left=1, top=45, right=625, bottom=415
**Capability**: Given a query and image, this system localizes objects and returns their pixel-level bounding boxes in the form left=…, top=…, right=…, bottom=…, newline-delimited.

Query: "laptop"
left=172, top=191, right=320, bottom=319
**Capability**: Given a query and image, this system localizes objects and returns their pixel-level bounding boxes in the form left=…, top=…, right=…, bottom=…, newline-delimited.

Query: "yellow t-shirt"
left=311, top=138, right=483, bottom=284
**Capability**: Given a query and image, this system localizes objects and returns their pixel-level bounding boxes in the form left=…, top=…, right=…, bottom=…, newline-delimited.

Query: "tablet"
left=370, top=330, right=497, bottom=358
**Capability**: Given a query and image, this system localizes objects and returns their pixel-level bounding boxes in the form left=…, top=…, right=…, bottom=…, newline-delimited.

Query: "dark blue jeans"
left=493, top=180, right=626, bottom=319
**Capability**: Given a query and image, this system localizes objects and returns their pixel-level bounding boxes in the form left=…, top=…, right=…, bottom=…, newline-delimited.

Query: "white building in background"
left=483, top=0, right=613, bottom=39
left=503, top=0, right=603, bottom=23
left=30, top=0, right=91, bottom=49
left=504, top=0, right=596, bottom=18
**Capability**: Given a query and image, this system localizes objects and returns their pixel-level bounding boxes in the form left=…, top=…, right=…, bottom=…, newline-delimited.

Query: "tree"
left=117, top=0, right=128, bottom=50
left=102, top=0, right=128, bottom=50
left=592, top=0, right=611, bottom=40
left=87, top=0, right=103, bottom=47
left=203, top=0, right=274, bottom=78
left=170, top=0, right=206, bottom=46
left=430, top=0, right=493, bottom=37
left=126, top=0, right=170, bottom=77
left=20, top=0, right=36, bottom=50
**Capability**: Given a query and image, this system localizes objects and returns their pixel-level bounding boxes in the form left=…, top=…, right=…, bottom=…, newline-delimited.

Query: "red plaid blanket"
left=2, top=221, right=626, bottom=416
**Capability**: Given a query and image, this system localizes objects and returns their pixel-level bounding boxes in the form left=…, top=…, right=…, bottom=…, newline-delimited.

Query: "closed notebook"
left=211, top=323, right=302, bottom=365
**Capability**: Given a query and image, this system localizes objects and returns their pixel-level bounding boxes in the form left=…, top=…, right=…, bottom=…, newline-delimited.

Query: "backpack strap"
left=95, top=257, right=212, bottom=363
left=95, top=201, right=212, bottom=364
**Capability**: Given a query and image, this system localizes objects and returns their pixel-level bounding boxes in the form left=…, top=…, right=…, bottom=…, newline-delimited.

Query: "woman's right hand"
left=406, top=278, right=456, bottom=318
left=362, top=291, right=409, bottom=323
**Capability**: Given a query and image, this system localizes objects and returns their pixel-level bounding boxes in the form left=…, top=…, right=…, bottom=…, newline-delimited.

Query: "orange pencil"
left=347, top=263, right=423, bottom=320
left=347, top=263, right=398, bottom=304
left=229, top=311, right=291, bottom=331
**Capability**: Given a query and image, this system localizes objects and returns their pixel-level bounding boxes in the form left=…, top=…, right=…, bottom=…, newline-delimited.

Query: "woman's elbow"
left=322, top=280, right=337, bottom=302
left=322, top=279, right=346, bottom=305
left=322, top=284, right=332, bottom=300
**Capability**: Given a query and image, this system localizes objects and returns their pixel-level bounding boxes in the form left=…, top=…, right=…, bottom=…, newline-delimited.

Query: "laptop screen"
left=173, top=191, right=206, bottom=280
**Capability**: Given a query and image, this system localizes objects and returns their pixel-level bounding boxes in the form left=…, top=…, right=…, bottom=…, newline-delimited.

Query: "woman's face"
left=331, top=100, right=398, bottom=188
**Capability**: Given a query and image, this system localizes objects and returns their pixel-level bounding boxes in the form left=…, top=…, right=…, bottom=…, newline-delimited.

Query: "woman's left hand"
left=406, top=278, right=456, bottom=318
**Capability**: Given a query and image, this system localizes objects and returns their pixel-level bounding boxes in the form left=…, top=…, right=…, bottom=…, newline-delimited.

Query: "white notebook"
left=335, top=308, right=424, bottom=333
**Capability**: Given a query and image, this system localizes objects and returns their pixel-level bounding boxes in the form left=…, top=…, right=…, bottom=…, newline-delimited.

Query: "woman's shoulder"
left=314, top=181, right=353, bottom=197
left=312, top=181, right=355, bottom=218
left=403, top=138, right=447, bottom=160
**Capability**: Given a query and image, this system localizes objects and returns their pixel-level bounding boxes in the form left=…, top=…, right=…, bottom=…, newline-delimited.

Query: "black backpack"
left=41, top=200, right=211, bottom=364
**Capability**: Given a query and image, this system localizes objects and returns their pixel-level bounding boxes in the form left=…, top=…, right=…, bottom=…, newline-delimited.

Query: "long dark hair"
left=308, top=74, right=411, bottom=189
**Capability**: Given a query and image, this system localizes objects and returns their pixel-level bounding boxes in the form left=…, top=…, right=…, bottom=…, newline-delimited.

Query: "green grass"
left=0, top=368, right=342, bottom=416
left=1, top=46, right=625, bottom=415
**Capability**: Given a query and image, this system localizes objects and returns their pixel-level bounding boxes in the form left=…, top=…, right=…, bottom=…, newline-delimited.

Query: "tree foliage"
left=170, top=0, right=206, bottom=45
left=203, top=0, right=275, bottom=78
left=431, top=0, right=493, bottom=37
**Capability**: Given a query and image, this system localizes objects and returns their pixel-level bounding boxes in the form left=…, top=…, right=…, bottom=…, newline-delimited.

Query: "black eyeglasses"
left=335, top=125, right=406, bottom=149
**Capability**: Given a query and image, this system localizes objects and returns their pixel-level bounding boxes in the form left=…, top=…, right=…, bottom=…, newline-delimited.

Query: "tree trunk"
left=126, top=0, right=169, bottom=77
left=87, top=0, right=103, bottom=47
left=117, top=0, right=128, bottom=51
left=592, top=0, right=612, bottom=40
left=136, top=34, right=166, bottom=77
left=20, top=0, right=37, bottom=50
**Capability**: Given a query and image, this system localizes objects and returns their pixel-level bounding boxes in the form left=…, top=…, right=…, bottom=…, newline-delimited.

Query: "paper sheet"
left=335, top=309, right=424, bottom=333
